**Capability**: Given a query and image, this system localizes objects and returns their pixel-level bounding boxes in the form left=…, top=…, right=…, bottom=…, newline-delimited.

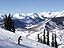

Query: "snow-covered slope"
left=0, top=27, right=54, bottom=48
left=45, top=17, right=64, bottom=47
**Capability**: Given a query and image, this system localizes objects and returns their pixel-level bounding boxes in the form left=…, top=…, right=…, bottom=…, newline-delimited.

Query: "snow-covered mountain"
left=12, top=13, right=44, bottom=29
left=39, top=11, right=64, bottom=18
left=0, top=11, right=64, bottom=29
left=0, top=11, right=64, bottom=48
left=0, top=10, right=64, bottom=20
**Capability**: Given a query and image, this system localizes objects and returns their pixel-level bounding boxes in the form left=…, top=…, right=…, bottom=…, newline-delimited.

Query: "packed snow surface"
left=0, top=28, right=54, bottom=48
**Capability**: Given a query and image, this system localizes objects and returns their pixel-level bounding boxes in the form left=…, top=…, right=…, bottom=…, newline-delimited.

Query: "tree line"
left=38, top=29, right=58, bottom=48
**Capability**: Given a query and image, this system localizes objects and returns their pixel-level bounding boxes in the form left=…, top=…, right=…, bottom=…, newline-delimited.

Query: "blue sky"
left=0, top=0, right=64, bottom=14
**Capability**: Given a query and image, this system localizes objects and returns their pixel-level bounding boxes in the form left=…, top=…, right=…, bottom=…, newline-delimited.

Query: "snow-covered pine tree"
left=55, top=34, right=58, bottom=48
left=38, top=34, right=40, bottom=42
left=40, top=38, right=42, bottom=43
left=47, top=30, right=49, bottom=45
left=43, top=29, right=46, bottom=44
left=38, top=34, right=42, bottom=43
left=51, top=34, right=55, bottom=47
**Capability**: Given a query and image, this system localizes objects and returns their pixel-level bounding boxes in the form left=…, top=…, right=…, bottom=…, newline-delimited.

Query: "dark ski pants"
left=18, top=40, right=20, bottom=45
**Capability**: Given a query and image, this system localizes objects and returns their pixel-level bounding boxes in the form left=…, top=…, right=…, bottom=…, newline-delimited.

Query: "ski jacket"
left=18, top=36, right=22, bottom=40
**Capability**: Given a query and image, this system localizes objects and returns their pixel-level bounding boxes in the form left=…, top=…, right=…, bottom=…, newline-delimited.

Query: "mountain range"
left=0, top=11, right=64, bottom=29
left=0, top=11, right=64, bottom=48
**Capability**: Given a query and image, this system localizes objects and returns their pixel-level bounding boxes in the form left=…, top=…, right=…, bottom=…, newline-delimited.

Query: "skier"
left=18, top=36, right=22, bottom=45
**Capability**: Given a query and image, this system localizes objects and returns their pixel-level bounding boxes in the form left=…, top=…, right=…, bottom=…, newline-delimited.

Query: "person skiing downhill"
left=18, top=36, right=22, bottom=45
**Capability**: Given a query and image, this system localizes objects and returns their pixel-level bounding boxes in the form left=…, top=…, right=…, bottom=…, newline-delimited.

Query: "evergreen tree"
left=38, top=34, right=42, bottom=43
left=38, top=34, right=40, bottom=42
left=43, top=29, right=46, bottom=44
left=55, top=34, right=58, bottom=48
left=51, top=34, right=55, bottom=47
left=4, top=14, right=15, bottom=33
left=47, top=30, right=49, bottom=45
left=40, top=37, right=42, bottom=43
left=4, top=15, right=8, bottom=29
